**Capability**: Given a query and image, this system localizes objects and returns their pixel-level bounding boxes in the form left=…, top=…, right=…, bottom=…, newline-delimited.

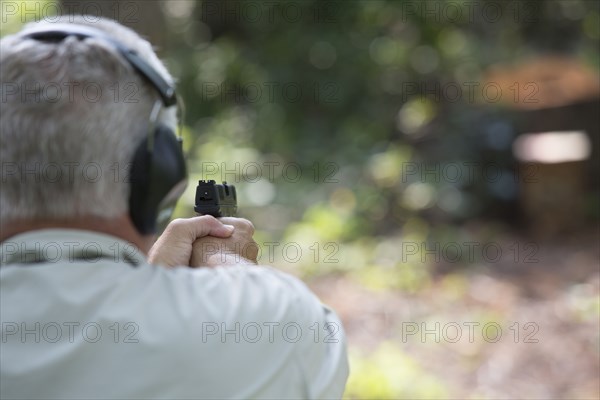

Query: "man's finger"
left=168, top=216, right=235, bottom=241
left=217, top=217, right=255, bottom=234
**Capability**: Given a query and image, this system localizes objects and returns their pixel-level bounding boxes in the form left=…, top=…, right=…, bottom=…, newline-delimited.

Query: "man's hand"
left=148, top=216, right=235, bottom=267
left=190, top=217, right=259, bottom=267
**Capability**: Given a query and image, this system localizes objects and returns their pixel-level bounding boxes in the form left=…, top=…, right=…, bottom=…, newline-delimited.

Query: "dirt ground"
left=309, top=229, right=600, bottom=399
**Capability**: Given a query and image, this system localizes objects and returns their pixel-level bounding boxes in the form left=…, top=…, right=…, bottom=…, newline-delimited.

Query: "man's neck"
left=0, top=215, right=153, bottom=253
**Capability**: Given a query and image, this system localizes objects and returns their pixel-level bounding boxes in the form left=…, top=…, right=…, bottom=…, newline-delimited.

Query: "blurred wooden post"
left=514, top=133, right=590, bottom=238
left=483, top=57, right=600, bottom=238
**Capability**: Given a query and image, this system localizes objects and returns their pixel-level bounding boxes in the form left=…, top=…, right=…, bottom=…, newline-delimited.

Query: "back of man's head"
left=0, top=16, right=176, bottom=222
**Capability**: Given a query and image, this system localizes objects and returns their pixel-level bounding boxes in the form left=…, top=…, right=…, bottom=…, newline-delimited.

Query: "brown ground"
left=309, top=229, right=600, bottom=399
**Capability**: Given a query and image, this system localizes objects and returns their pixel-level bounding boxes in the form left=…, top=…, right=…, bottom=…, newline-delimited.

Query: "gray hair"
left=0, top=16, right=177, bottom=221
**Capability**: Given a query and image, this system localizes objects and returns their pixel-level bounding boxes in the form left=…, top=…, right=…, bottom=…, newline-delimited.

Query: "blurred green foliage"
left=162, top=0, right=599, bottom=243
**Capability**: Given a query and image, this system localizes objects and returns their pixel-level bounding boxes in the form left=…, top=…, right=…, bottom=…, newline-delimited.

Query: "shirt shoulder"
left=162, top=264, right=328, bottom=329
left=148, top=265, right=349, bottom=399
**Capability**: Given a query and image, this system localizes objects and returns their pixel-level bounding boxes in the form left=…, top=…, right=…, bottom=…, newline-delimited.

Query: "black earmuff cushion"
left=129, top=125, right=187, bottom=234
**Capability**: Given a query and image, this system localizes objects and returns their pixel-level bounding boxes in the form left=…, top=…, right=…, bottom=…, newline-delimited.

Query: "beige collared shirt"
left=0, top=229, right=348, bottom=399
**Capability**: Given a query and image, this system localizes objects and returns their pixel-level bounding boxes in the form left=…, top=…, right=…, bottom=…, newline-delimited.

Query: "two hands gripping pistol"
left=194, top=180, right=238, bottom=218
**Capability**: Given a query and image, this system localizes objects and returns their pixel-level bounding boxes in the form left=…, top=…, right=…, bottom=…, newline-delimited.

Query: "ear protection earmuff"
left=21, top=23, right=188, bottom=234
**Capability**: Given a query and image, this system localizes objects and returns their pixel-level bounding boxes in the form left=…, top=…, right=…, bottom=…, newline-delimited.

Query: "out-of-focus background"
left=3, top=1, right=599, bottom=398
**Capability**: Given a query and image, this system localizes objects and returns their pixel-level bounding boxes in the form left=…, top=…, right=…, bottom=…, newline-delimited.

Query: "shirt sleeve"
left=169, top=265, right=350, bottom=399
left=267, top=268, right=350, bottom=399
left=293, top=299, right=350, bottom=399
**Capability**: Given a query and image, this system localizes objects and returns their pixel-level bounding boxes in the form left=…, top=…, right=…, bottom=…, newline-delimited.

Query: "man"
left=0, top=16, right=348, bottom=399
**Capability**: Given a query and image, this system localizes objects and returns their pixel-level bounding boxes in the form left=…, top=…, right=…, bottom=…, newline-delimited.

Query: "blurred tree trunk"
left=58, top=0, right=168, bottom=55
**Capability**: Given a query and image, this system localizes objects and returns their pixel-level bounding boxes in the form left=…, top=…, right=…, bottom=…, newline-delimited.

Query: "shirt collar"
left=0, top=229, right=146, bottom=267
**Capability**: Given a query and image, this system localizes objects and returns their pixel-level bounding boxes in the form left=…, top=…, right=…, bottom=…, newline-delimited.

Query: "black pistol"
left=194, top=180, right=237, bottom=218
